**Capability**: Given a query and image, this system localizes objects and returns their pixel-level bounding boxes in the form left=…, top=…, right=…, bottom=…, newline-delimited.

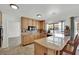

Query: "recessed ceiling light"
left=36, top=14, right=42, bottom=18
left=10, top=4, right=19, bottom=10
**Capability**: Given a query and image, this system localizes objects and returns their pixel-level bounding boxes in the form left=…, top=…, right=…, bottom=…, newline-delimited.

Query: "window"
left=46, top=21, right=65, bottom=32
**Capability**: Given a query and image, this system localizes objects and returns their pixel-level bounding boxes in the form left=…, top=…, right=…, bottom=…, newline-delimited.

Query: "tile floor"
left=0, top=44, right=34, bottom=55
left=0, top=44, right=79, bottom=55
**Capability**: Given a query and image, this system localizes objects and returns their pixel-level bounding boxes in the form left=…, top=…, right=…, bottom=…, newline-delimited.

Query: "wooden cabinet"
left=28, top=19, right=32, bottom=26
left=34, top=34, right=37, bottom=40
left=34, top=43, right=48, bottom=55
left=35, top=20, right=37, bottom=27
left=34, top=42, right=56, bottom=55
left=21, top=17, right=46, bottom=45
left=32, top=19, right=38, bottom=27
left=32, top=20, right=35, bottom=26
left=35, top=21, right=39, bottom=29
left=35, top=20, right=45, bottom=31
left=21, top=17, right=34, bottom=29
left=22, top=35, right=34, bottom=45
left=21, top=33, right=47, bottom=45
left=39, top=20, right=45, bottom=30
left=37, top=21, right=40, bottom=29
left=21, top=17, right=45, bottom=30
left=34, top=33, right=40, bottom=40
left=21, top=17, right=29, bottom=29
left=40, top=33, right=47, bottom=38
left=21, top=35, right=28, bottom=45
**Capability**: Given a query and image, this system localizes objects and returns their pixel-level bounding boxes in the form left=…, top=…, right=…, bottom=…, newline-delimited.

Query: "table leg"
left=56, top=51, right=58, bottom=55
left=56, top=50, right=61, bottom=55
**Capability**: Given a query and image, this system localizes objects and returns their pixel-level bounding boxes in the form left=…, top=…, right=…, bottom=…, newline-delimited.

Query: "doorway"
left=0, top=11, right=2, bottom=48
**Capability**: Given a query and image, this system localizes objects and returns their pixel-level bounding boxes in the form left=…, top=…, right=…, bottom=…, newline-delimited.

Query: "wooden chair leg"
left=56, top=51, right=58, bottom=55
left=60, top=51, right=63, bottom=55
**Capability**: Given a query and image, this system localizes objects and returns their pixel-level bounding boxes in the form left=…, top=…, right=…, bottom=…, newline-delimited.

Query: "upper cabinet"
left=21, top=17, right=29, bottom=29
left=37, top=21, right=40, bottom=30
left=21, top=17, right=45, bottom=31
left=32, top=19, right=35, bottom=26
left=0, top=11, right=2, bottom=26
left=39, top=20, right=45, bottom=30
left=35, top=20, right=39, bottom=29
left=28, top=19, right=32, bottom=26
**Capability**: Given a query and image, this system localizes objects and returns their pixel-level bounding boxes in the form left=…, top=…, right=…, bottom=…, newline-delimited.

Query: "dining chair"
left=67, top=33, right=78, bottom=45
left=60, top=34, right=79, bottom=55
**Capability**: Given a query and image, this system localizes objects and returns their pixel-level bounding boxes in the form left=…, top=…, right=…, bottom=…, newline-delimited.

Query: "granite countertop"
left=34, top=36, right=70, bottom=51
left=21, top=31, right=40, bottom=36
left=21, top=32, right=30, bottom=36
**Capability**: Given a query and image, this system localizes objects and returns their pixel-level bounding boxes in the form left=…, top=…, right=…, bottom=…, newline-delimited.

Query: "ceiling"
left=0, top=4, right=79, bottom=23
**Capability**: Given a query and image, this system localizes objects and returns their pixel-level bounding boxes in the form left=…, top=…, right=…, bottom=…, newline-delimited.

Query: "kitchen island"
left=34, top=36, right=70, bottom=55
left=21, top=31, right=47, bottom=45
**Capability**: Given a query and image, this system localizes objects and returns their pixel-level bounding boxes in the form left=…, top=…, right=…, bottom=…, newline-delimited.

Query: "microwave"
left=28, top=26, right=36, bottom=31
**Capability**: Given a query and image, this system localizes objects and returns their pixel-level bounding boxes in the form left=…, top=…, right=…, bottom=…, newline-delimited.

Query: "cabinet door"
left=22, top=35, right=29, bottom=45
left=37, top=34, right=41, bottom=39
left=33, top=20, right=38, bottom=26
left=35, top=21, right=38, bottom=29
left=28, top=19, right=32, bottom=26
left=40, top=33, right=47, bottom=38
left=32, top=20, right=35, bottom=26
left=22, top=35, right=33, bottom=45
left=37, top=21, right=40, bottom=30
left=21, top=17, right=29, bottom=29
left=34, top=43, right=48, bottom=55
left=30, top=35, right=34, bottom=42
left=34, top=34, right=40, bottom=40
left=42, top=21, right=45, bottom=30
left=40, top=21, right=45, bottom=30
left=34, top=34, right=37, bottom=40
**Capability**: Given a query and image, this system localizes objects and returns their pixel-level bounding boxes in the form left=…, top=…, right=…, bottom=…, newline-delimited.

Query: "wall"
left=2, top=13, right=9, bottom=48
left=7, top=22, right=20, bottom=37
left=0, top=11, right=2, bottom=26
left=64, top=17, right=71, bottom=26
left=2, top=13, right=21, bottom=48
left=1, top=13, right=71, bottom=48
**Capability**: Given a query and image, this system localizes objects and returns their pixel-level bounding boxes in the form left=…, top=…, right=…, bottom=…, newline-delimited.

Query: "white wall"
left=7, top=22, right=20, bottom=37
left=64, top=17, right=71, bottom=26
left=2, top=13, right=21, bottom=48
left=2, top=13, right=9, bottom=48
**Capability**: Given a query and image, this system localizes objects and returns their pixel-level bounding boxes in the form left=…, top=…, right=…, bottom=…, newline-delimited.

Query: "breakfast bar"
left=34, top=36, right=70, bottom=55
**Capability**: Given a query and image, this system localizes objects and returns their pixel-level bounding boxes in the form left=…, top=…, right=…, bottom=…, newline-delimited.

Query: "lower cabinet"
left=21, top=33, right=47, bottom=45
left=40, top=33, right=47, bottom=38
left=22, top=35, right=34, bottom=45
left=34, top=43, right=48, bottom=55
left=34, top=43, right=56, bottom=55
left=34, top=33, right=40, bottom=40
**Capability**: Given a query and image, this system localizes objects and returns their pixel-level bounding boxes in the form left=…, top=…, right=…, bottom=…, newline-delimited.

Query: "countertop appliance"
left=28, top=26, right=36, bottom=31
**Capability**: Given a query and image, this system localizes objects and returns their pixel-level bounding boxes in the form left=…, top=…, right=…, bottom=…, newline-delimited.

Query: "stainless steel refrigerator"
left=0, top=26, right=2, bottom=47
left=0, top=11, right=2, bottom=47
